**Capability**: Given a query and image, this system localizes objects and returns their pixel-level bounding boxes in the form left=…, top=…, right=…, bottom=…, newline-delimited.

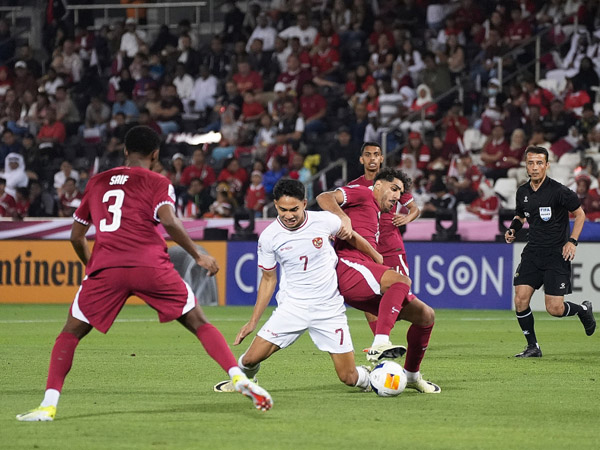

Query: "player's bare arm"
left=316, top=190, right=352, bottom=239
left=234, top=268, right=278, bottom=345
left=505, top=215, right=525, bottom=244
left=70, top=221, right=92, bottom=265
left=563, top=207, right=585, bottom=261
left=392, top=201, right=420, bottom=227
left=157, top=203, right=219, bottom=275
left=346, top=231, right=383, bottom=265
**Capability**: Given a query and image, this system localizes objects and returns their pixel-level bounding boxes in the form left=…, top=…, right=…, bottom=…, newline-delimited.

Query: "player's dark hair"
left=525, top=145, right=549, bottom=162
left=273, top=179, right=305, bottom=201
left=124, top=126, right=161, bottom=157
left=374, top=167, right=412, bottom=192
left=360, top=141, right=382, bottom=154
left=0, top=177, right=6, bottom=185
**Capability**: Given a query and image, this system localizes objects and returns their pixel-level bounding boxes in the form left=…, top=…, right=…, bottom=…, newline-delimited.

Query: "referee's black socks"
left=516, top=307, right=538, bottom=347
left=561, top=301, right=584, bottom=317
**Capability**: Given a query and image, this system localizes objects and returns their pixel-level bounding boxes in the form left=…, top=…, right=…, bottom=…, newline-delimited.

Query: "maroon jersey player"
left=319, top=165, right=440, bottom=394
left=347, top=142, right=437, bottom=393
left=16, top=126, right=272, bottom=422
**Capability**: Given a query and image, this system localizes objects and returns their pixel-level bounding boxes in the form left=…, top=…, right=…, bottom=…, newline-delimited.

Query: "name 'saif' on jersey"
left=257, top=211, right=342, bottom=305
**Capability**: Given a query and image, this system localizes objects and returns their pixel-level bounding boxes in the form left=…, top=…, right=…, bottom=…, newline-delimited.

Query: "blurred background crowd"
left=1, top=0, right=600, bottom=223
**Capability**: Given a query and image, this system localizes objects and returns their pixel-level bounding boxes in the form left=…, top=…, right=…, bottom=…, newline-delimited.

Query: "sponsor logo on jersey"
left=524, top=196, right=528, bottom=203
left=539, top=206, right=552, bottom=221
left=312, top=237, right=323, bottom=249
left=524, top=212, right=530, bottom=217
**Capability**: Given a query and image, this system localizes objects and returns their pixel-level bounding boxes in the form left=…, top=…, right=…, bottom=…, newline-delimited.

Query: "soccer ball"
left=369, top=361, right=407, bottom=397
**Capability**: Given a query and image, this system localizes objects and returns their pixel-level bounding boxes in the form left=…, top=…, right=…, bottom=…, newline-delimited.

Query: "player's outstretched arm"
left=70, top=221, right=92, bottom=265
left=157, top=203, right=219, bottom=276
left=346, top=231, right=383, bottom=265
left=316, top=190, right=352, bottom=239
left=234, top=269, right=278, bottom=345
left=393, top=201, right=420, bottom=227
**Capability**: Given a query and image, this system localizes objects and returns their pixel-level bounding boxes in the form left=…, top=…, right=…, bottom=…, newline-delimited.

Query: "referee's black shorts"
left=513, top=247, right=572, bottom=296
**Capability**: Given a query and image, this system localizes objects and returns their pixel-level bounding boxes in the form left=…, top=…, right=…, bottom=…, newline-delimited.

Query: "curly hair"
left=374, top=167, right=412, bottom=192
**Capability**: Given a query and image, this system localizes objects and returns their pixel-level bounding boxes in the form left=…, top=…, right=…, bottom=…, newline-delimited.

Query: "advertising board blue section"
left=226, top=241, right=278, bottom=306
left=404, top=243, right=513, bottom=309
left=226, top=241, right=514, bottom=309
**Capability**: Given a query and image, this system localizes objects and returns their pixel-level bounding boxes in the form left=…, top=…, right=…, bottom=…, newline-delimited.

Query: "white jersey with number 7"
left=258, top=210, right=343, bottom=306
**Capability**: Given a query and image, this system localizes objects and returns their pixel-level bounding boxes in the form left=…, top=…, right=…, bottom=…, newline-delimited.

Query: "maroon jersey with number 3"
left=73, top=166, right=176, bottom=275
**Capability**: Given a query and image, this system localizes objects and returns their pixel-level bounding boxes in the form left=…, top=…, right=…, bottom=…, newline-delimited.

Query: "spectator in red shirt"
left=452, top=152, right=483, bottom=204
left=402, top=131, right=430, bottom=171
left=441, top=100, right=469, bottom=153
left=368, top=18, right=394, bottom=53
left=288, top=37, right=312, bottom=71
left=522, top=77, right=554, bottom=116
left=37, top=107, right=66, bottom=154
left=277, top=54, right=313, bottom=96
left=240, top=90, right=265, bottom=125
left=564, top=78, right=592, bottom=114
left=311, top=36, right=340, bottom=80
left=245, top=170, right=266, bottom=216
left=314, top=17, right=340, bottom=48
left=505, top=8, right=532, bottom=48
left=0, top=176, right=16, bottom=217
left=576, top=174, right=600, bottom=221
left=401, top=84, right=438, bottom=134
left=481, top=121, right=511, bottom=181
left=58, top=177, right=83, bottom=218
left=266, top=129, right=295, bottom=169
left=217, top=156, right=248, bottom=200
left=466, top=179, right=499, bottom=220
left=299, top=81, right=327, bottom=134
left=454, top=0, right=484, bottom=33
left=180, top=148, right=216, bottom=187
left=232, top=59, right=263, bottom=94
left=505, top=128, right=527, bottom=168
left=344, top=64, right=375, bottom=98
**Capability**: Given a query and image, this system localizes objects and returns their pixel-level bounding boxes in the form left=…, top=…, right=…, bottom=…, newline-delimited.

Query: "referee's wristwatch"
left=568, top=237, right=578, bottom=246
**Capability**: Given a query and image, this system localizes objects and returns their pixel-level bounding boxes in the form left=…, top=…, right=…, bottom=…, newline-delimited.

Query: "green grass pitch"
left=1, top=304, right=598, bottom=450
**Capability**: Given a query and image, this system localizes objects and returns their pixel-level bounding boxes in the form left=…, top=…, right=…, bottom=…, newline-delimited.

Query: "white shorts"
left=257, top=298, right=354, bottom=354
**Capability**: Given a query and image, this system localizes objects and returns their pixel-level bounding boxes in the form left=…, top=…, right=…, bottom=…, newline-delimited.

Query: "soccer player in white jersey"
left=214, top=179, right=381, bottom=392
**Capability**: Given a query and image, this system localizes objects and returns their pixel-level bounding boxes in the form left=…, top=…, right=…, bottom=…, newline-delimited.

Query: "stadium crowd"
left=1, top=0, right=600, bottom=223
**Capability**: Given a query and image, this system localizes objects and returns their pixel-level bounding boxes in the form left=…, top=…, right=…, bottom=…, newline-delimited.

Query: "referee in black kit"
left=505, top=146, right=596, bottom=357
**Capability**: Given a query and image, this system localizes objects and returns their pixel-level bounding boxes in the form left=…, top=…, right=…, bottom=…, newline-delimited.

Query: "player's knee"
left=422, top=305, right=435, bottom=326
left=514, top=295, right=530, bottom=311
left=546, top=303, right=564, bottom=317
left=413, top=304, right=435, bottom=326
left=395, top=274, right=411, bottom=288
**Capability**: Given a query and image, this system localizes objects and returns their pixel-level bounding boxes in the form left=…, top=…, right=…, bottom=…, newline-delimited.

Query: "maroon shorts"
left=70, top=266, right=196, bottom=334
left=382, top=253, right=417, bottom=302
left=335, top=257, right=387, bottom=316
left=337, top=256, right=414, bottom=316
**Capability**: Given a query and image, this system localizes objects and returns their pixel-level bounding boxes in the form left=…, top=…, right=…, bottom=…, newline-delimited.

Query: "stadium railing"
left=66, top=2, right=211, bottom=36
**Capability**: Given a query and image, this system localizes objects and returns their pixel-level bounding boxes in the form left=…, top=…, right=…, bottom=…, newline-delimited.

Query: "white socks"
left=40, top=389, right=60, bottom=408
left=237, top=353, right=260, bottom=379
left=405, top=370, right=420, bottom=383
left=355, top=366, right=371, bottom=389
left=372, top=334, right=390, bottom=346
left=228, top=366, right=244, bottom=379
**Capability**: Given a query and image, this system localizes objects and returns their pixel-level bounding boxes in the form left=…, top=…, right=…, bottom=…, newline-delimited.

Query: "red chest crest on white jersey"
left=312, top=237, right=323, bottom=249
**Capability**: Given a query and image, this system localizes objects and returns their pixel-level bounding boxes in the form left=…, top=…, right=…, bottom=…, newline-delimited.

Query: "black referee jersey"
left=515, top=177, right=581, bottom=249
